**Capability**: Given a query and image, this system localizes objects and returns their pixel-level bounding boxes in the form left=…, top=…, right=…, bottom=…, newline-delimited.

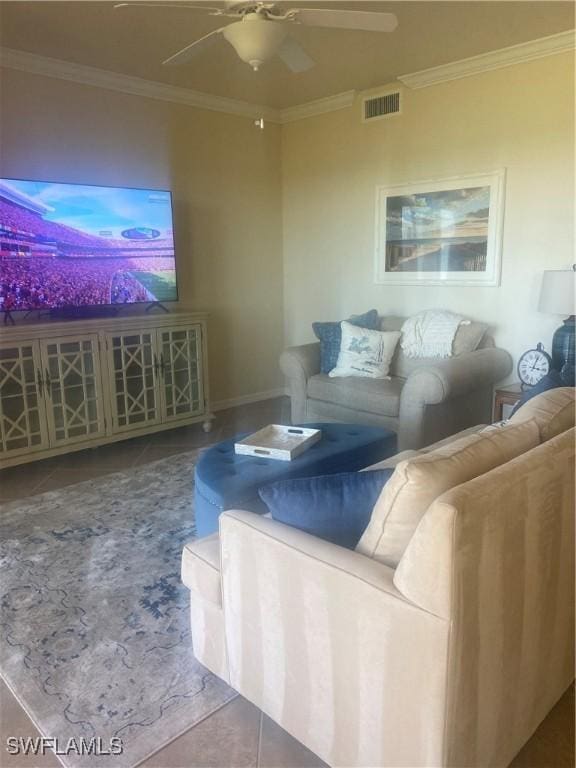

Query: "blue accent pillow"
left=510, top=369, right=565, bottom=417
left=313, top=309, right=380, bottom=374
left=258, top=468, right=394, bottom=549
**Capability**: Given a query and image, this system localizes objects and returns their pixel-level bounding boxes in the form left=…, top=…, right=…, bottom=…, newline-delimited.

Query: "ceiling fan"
left=114, top=1, right=398, bottom=72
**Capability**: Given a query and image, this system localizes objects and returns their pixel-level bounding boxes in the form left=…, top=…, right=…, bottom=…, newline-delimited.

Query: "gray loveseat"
left=280, top=315, right=512, bottom=450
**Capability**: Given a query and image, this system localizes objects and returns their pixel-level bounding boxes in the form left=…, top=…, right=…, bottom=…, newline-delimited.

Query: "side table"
left=493, top=382, right=524, bottom=422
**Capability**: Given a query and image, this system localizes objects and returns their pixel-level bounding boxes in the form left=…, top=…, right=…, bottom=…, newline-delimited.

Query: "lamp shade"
left=538, top=269, right=576, bottom=316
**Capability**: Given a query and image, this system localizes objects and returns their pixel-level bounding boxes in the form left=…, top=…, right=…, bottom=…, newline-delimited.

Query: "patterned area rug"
left=0, top=452, right=235, bottom=768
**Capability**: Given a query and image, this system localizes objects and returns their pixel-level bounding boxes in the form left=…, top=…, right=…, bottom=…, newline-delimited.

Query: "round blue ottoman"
left=194, top=423, right=396, bottom=538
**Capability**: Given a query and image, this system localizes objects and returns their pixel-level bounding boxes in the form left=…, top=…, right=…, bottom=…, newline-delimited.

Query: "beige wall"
left=0, top=68, right=284, bottom=404
left=281, top=52, right=575, bottom=379
left=1, top=51, right=574, bottom=405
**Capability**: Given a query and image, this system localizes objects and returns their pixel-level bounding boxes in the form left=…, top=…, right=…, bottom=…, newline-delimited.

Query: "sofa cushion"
left=365, top=449, right=420, bottom=470
left=385, top=320, right=488, bottom=379
left=363, top=424, right=487, bottom=471
left=181, top=534, right=222, bottom=606
left=307, top=374, right=404, bottom=417
left=258, top=469, right=394, bottom=549
left=510, top=370, right=565, bottom=416
left=313, top=309, right=380, bottom=374
left=420, top=424, right=487, bottom=452
left=453, top=322, right=489, bottom=355
left=364, top=425, right=487, bottom=471
left=509, top=386, right=575, bottom=442
left=356, top=419, right=540, bottom=568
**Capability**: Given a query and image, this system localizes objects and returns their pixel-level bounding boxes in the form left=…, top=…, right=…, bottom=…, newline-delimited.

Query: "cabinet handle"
left=44, top=369, right=52, bottom=398
left=36, top=369, right=44, bottom=397
left=153, top=354, right=160, bottom=375
left=160, top=354, right=166, bottom=376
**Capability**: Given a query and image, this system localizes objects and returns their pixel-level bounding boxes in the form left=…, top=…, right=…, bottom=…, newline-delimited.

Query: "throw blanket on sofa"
left=401, top=309, right=470, bottom=358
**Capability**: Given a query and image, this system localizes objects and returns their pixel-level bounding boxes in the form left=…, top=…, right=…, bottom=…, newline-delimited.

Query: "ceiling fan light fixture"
left=223, top=14, right=288, bottom=70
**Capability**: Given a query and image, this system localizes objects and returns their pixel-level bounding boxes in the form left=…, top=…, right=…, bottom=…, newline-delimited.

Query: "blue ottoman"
left=194, top=423, right=396, bottom=537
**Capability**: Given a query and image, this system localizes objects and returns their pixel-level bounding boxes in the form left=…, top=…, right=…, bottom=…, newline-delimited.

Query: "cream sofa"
left=280, top=316, right=513, bottom=450
left=182, top=389, right=575, bottom=768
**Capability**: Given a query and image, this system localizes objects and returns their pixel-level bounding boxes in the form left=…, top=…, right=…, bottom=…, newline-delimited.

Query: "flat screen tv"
left=0, top=178, right=177, bottom=312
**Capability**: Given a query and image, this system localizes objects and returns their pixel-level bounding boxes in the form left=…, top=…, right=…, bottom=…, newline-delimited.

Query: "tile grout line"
left=132, top=442, right=152, bottom=467
left=28, top=467, right=59, bottom=495
left=256, top=709, right=263, bottom=768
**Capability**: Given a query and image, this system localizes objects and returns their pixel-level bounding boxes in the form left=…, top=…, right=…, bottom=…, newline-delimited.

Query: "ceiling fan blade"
left=114, top=3, right=223, bottom=13
left=277, top=36, right=315, bottom=73
left=162, top=27, right=225, bottom=65
left=293, top=9, right=398, bottom=33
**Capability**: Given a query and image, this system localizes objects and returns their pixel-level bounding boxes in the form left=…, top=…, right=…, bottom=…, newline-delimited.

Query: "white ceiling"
left=0, top=1, right=574, bottom=108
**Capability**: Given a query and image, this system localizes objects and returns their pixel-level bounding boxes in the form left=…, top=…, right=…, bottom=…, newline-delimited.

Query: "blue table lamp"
left=538, top=267, right=575, bottom=385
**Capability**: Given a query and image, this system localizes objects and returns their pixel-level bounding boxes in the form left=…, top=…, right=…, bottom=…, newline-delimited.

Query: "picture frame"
left=374, top=169, right=505, bottom=286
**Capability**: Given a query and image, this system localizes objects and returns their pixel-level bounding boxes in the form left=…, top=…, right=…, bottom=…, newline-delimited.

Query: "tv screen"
left=0, top=178, right=177, bottom=311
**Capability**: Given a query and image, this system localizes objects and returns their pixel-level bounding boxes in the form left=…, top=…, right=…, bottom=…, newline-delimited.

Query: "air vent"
left=362, top=90, right=402, bottom=123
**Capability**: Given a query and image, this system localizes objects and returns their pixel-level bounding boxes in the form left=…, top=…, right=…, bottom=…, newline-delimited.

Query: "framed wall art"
left=374, top=170, right=505, bottom=286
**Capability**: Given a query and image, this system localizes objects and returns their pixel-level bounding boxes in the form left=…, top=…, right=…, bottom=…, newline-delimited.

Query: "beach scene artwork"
left=385, top=185, right=490, bottom=273
left=375, top=171, right=504, bottom=286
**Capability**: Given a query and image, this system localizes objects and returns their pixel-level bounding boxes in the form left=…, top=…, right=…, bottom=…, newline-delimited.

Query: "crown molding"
left=278, top=90, right=356, bottom=123
left=398, top=29, right=575, bottom=89
left=0, top=47, right=282, bottom=122
left=0, top=45, right=355, bottom=124
left=2, top=29, right=573, bottom=124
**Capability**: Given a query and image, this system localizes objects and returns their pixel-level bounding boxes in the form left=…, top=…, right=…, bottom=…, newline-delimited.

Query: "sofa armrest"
left=279, top=343, right=321, bottom=422
left=279, top=342, right=321, bottom=382
left=219, top=509, right=450, bottom=768
left=182, top=533, right=222, bottom=606
left=401, top=347, right=512, bottom=406
left=221, top=509, right=403, bottom=599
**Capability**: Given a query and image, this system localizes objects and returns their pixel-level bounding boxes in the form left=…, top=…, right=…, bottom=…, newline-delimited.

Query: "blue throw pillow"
left=313, top=309, right=380, bottom=374
left=258, top=468, right=394, bottom=549
left=510, top=369, right=565, bottom=417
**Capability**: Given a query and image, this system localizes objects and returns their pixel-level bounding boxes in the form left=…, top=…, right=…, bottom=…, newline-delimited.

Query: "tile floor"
left=0, top=397, right=573, bottom=768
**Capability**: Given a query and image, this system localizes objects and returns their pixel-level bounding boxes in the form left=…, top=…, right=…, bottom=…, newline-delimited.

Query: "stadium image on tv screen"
left=0, top=178, right=177, bottom=311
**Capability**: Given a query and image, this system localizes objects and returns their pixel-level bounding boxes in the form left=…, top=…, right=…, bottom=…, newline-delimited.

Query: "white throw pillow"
left=329, top=321, right=400, bottom=379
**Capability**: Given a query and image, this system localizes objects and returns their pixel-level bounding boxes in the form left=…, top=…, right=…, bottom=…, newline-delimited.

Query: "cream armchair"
left=182, top=424, right=575, bottom=767
left=280, top=316, right=512, bottom=450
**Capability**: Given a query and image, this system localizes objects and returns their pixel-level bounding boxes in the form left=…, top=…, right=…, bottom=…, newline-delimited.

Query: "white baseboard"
left=212, top=387, right=288, bottom=412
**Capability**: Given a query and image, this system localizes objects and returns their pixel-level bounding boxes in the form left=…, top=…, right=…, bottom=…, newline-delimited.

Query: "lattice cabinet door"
left=106, top=331, right=161, bottom=433
left=158, top=325, right=205, bottom=422
left=0, top=341, right=49, bottom=458
left=40, top=335, right=106, bottom=447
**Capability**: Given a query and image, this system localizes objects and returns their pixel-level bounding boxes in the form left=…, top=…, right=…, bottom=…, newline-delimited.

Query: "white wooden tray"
left=234, top=425, right=321, bottom=462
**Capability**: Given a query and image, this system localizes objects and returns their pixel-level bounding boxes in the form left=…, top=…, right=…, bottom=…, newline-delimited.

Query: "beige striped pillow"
left=356, top=419, right=540, bottom=568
